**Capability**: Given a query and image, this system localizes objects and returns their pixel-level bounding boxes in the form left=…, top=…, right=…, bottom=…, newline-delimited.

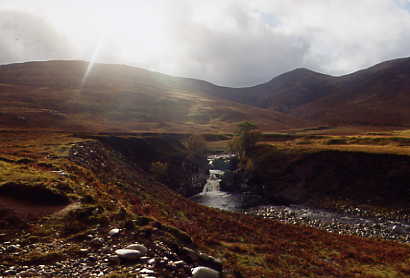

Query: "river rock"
left=115, top=249, right=142, bottom=260
left=192, top=266, right=220, bottom=278
left=90, top=237, right=104, bottom=247
left=108, top=228, right=120, bottom=236
left=139, top=268, right=155, bottom=274
left=125, top=243, right=148, bottom=256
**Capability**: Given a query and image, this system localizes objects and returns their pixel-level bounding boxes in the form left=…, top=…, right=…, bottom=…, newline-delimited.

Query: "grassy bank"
left=1, top=130, right=410, bottom=277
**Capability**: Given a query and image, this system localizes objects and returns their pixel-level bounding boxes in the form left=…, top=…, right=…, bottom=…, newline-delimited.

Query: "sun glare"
left=72, top=1, right=174, bottom=87
left=81, top=35, right=104, bottom=88
left=74, top=2, right=171, bottom=66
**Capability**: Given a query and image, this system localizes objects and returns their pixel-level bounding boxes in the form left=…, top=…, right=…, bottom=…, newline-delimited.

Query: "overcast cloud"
left=0, top=0, right=410, bottom=87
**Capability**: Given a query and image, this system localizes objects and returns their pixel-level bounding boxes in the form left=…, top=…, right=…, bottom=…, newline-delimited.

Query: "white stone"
left=139, top=268, right=155, bottom=274
left=108, top=228, right=120, bottom=236
left=192, top=266, right=220, bottom=278
left=126, top=244, right=148, bottom=255
left=115, top=249, right=142, bottom=260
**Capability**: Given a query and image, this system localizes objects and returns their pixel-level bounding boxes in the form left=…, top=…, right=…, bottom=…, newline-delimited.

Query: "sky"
left=1, top=0, right=410, bottom=87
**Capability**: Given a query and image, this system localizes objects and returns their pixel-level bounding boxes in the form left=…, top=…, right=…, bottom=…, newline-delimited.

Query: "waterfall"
left=192, top=154, right=242, bottom=211
left=202, top=170, right=224, bottom=193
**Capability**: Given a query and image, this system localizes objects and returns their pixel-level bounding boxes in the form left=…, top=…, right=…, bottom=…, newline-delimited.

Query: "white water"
left=202, top=170, right=224, bottom=193
left=191, top=154, right=242, bottom=211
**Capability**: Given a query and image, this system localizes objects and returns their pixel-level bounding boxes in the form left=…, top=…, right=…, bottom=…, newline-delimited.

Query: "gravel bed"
left=245, top=205, right=410, bottom=243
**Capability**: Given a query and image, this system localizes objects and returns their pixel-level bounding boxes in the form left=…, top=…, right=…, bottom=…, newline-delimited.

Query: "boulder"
left=192, top=266, right=220, bottom=278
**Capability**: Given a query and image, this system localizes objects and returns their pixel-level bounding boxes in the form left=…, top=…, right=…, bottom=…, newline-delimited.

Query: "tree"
left=150, top=161, right=168, bottom=181
left=184, top=134, right=207, bottom=160
left=229, top=121, right=260, bottom=161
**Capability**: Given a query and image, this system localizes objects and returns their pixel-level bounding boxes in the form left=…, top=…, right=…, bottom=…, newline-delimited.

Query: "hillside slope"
left=293, top=58, right=410, bottom=126
left=2, top=131, right=410, bottom=277
left=2, top=57, right=410, bottom=129
left=0, top=61, right=304, bottom=132
left=231, top=57, right=410, bottom=127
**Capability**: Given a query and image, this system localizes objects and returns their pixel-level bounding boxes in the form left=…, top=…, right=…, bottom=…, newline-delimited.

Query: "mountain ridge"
left=0, top=60, right=305, bottom=132
left=1, top=57, right=410, bottom=129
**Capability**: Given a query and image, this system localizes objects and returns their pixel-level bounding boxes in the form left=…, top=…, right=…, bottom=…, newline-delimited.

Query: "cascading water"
left=192, top=156, right=410, bottom=242
left=191, top=154, right=242, bottom=211
left=202, top=170, right=224, bottom=193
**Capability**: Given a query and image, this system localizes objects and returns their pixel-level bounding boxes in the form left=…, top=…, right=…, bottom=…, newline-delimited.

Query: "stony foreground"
left=0, top=225, right=221, bottom=278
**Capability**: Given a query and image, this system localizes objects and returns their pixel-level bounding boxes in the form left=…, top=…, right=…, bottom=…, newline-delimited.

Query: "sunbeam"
left=81, top=36, right=104, bottom=89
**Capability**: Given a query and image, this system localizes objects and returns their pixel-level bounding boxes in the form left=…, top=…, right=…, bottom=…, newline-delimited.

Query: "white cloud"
left=0, top=0, right=410, bottom=86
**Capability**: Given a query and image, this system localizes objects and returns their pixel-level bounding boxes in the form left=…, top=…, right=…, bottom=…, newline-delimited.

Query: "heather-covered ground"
left=1, top=130, right=410, bottom=277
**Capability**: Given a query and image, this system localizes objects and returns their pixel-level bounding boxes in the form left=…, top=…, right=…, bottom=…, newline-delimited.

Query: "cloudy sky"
left=1, top=0, right=410, bottom=87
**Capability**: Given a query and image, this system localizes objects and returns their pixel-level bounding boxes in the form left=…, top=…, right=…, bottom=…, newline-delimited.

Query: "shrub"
left=150, top=161, right=168, bottom=181
left=229, top=122, right=261, bottom=162
left=184, top=134, right=208, bottom=160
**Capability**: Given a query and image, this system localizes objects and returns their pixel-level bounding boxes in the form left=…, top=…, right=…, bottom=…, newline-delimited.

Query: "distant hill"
left=228, top=57, right=410, bottom=127
left=2, top=57, right=410, bottom=131
left=0, top=60, right=304, bottom=132
left=234, top=68, right=337, bottom=112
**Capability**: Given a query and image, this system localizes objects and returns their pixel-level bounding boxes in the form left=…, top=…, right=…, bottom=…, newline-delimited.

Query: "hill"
left=2, top=57, right=410, bottom=131
left=0, top=60, right=304, bottom=132
left=228, top=57, right=410, bottom=127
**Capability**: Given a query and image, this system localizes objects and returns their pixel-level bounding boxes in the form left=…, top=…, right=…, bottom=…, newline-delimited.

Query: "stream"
left=191, top=154, right=410, bottom=243
left=191, top=154, right=243, bottom=211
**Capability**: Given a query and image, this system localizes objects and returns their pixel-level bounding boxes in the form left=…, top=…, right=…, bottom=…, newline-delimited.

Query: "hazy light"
left=1, top=0, right=410, bottom=86
left=81, top=36, right=104, bottom=88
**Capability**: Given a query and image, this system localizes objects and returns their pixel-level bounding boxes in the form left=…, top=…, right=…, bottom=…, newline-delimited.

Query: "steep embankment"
left=82, top=134, right=209, bottom=196
left=246, top=144, right=410, bottom=208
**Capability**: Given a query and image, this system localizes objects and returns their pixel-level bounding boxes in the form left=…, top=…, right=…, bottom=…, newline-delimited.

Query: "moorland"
left=2, top=58, right=410, bottom=277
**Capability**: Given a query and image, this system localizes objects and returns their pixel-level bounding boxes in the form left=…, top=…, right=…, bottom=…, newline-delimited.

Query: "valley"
left=1, top=57, right=410, bottom=277
left=2, top=129, right=410, bottom=277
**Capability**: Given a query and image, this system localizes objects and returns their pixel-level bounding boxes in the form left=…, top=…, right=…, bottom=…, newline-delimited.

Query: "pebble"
left=139, top=268, right=155, bottom=274
left=90, top=237, right=104, bottom=247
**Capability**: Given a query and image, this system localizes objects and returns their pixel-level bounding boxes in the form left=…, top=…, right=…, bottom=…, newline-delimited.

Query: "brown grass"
left=1, top=130, right=410, bottom=278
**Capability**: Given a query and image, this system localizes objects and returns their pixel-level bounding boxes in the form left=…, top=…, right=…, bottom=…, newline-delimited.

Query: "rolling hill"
left=230, top=57, right=410, bottom=127
left=0, top=60, right=304, bottom=132
left=1, top=57, right=410, bottom=131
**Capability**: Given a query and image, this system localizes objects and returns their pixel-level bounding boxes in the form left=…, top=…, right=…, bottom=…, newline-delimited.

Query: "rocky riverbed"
left=245, top=205, right=410, bottom=243
left=195, top=154, right=410, bottom=245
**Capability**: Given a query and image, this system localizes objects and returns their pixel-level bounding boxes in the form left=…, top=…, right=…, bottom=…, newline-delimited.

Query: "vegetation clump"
left=229, top=121, right=260, bottom=169
left=150, top=161, right=169, bottom=182
left=184, top=134, right=208, bottom=160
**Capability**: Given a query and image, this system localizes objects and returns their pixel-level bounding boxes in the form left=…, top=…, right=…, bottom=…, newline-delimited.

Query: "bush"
left=184, top=134, right=207, bottom=160
left=229, top=122, right=260, bottom=161
left=150, top=161, right=168, bottom=181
